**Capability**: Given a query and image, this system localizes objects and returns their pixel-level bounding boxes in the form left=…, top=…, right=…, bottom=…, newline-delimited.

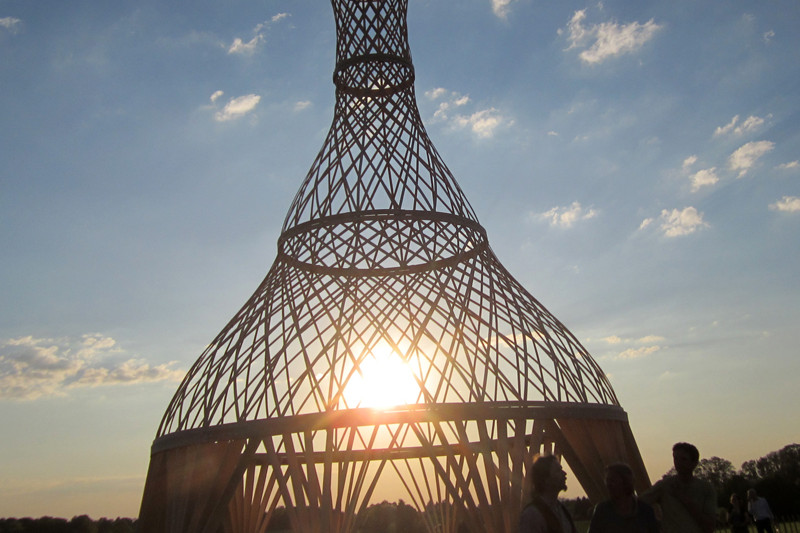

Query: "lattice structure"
left=138, top=1, right=649, bottom=532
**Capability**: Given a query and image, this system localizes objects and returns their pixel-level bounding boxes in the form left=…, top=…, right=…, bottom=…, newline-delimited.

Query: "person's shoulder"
left=591, top=500, right=613, bottom=514
left=521, top=501, right=541, bottom=513
left=590, top=499, right=617, bottom=522
left=520, top=501, right=546, bottom=520
left=519, top=502, right=547, bottom=532
left=695, top=477, right=715, bottom=493
left=636, top=498, right=657, bottom=517
left=654, top=474, right=678, bottom=487
left=640, top=475, right=673, bottom=498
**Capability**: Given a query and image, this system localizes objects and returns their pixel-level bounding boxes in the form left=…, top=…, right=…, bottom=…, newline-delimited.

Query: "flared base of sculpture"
left=140, top=403, right=648, bottom=533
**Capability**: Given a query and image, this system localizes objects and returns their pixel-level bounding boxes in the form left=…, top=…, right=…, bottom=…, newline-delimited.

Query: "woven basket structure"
left=138, top=1, right=649, bottom=532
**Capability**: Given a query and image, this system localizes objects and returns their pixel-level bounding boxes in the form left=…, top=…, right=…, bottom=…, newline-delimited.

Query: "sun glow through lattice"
left=343, top=343, right=420, bottom=409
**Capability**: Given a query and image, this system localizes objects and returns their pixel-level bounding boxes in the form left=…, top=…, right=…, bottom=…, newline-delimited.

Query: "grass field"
left=714, top=523, right=800, bottom=533
left=573, top=519, right=800, bottom=533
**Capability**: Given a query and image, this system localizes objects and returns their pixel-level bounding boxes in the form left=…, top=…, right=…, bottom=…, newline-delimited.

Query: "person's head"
left=672, top=442, right=700, bottom=477
left=747, top=489, right=758, bottom=501
left=730, top=493, right=740, bottom=505
left=605, top=463, right=635, bottom=499
left=531, top=455, right=568, bottom=495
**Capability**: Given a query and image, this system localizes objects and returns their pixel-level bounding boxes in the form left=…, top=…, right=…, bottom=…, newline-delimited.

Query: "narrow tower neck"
left=332, top=0, right=414, bottom=97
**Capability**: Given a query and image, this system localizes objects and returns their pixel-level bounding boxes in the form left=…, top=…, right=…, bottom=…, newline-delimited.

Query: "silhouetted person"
left=519, top=455, right=578, bottom=533
left=587, top=463, right=659, bottom=533
left=640, top=442, right=715, bottom=533
left=747, top=488, right=775, bottom=533
left=729, top=493, right=748, bottom=533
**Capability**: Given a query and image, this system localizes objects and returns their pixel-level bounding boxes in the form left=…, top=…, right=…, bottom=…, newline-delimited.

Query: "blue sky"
left=1, top=0, right=798, bottom=519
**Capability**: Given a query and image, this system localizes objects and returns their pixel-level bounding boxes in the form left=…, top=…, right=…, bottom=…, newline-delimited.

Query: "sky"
left=1, top=0, right=799, bottom=520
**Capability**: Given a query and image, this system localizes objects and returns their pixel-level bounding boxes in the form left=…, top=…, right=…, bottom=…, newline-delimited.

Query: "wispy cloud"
left=426, top=88, right=511, bottom=138
left=453, top=108, right=507, bottom=138
left=641, top=206, right=708, bottom=237
left=268, top=13, right=290, bottom=24
left=562, top=9, right=661, bottom=64
left=536, top=201, right=598, bottom=228
left=617, top=345, right=661, bottom=360
left=728, top=140, right=774, bottom=177
left=425, top=87, right=448, bottom=100
left=638, top=335, right=666, bottom=344
left=689, top=167, right=720, bottom=192
left=600, top=335, right=663, bottom=346
left=491, top=0, right=517, bottom=19
left=776, top=160, right=798, bottom=171
left=682, top=155, right=719, bottom=191
left=214, top=94, right=261, bottom=122
left=597, top=334, right=663, bottom=360
left=0, top=335, right=182, bottom=401
left=294, top=100, right=312, bottom=112
left=228, top=36, right=261, bottom=55
left=228, top=13, right=290, bottom=55
left=427, top=88, right=470, bottom=121
left=660, top=207, right=708, bottom=236
left=769, top=196, right=800, bottom=213
left=713, top=114, right=768, bottom=137
left=0, top=17, right=21, bottom=34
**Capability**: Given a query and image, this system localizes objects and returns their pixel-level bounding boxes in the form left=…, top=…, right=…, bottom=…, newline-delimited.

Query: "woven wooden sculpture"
left=139, top=1, right=649, bottom=532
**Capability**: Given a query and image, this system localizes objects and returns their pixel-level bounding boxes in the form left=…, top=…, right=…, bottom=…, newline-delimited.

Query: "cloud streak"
left=227, top=13, right=290, bottom=55
left=776, top=160, right=798, bottom=171
left=596, top=334, right=664, bottom=360
left=214, top=94, right=261, bottom=122
left=769, top=196, right=800, bottom=213
left=294, top=100, right=312, bottom=112
left=0, top=17, right=21, bottom=33
left=0, top=335, right=182, bottom=401
left=563, top=10, right=661, bottom=64
left=453, top=108, right=506, bottom=138
left=689, top=167, right=720, bottom=192
left=601, top=335, right=665, bottom=345
left=491, top=0, right=517, bottom=19
left=617, top=345, right=661, bottom=360
left=713, top=114, right=767, bottom=137
left=729, top=140, right=774, bottom=177
left=640, top=206, right=708, bottom=237
left=536, top=201, right=597, bottom=228
left=426, top=88, right=510, bottom=138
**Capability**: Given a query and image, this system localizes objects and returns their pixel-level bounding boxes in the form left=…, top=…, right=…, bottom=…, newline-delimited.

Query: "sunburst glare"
left=343, top=343, right=420, bottom=409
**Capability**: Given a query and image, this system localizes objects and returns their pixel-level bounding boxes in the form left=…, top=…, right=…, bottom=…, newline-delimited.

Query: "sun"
left=342, top=343, right=420, bottom=409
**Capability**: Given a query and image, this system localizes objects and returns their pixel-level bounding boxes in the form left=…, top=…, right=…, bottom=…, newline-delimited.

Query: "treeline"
left=0, top=516, right=136, bottom=533
left=2, top=444, right=796, bottom=533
